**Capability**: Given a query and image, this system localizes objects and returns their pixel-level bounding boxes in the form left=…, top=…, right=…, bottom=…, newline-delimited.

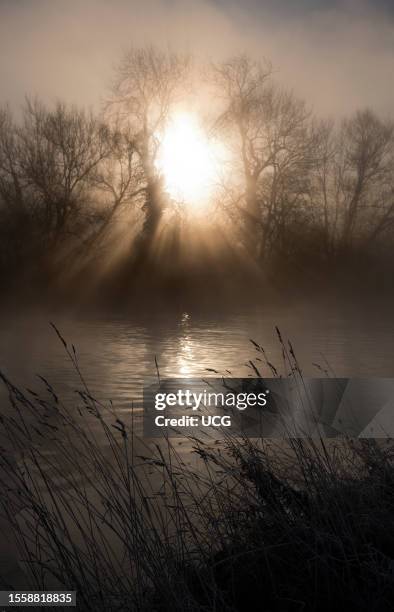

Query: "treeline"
left=211, top=56, right=394, bottom=278
left=1, top=47, right=394, bottom=300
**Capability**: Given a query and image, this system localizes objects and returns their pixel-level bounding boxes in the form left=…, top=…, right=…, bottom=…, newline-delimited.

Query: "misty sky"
left=0, top=0, right=393, bottom=118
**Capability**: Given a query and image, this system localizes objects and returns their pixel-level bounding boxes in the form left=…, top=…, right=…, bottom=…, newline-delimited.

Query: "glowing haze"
left=0, top=0, right=394, bottom=117
left=157, top=112, right=225, bottom=209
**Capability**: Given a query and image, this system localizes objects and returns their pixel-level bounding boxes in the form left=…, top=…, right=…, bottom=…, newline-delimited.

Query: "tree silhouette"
left=106, top=46, right=189, bottom=248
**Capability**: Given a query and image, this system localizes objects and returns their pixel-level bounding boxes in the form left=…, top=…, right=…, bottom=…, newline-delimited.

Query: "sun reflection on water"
left=178, top=312, right=194, bottom=376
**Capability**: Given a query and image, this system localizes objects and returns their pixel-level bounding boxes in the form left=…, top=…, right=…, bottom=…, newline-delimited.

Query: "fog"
left=0, top=0, right=393, bottom=117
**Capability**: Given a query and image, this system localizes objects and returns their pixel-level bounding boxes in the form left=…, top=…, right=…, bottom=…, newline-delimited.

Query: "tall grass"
left=0, top=328, right=393, bottom=611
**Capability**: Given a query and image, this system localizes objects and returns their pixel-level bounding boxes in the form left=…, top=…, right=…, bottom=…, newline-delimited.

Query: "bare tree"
left=0, top=106, right=31, bottom=271
left=211, top=55, right=272, bottom=254
left=107, top=46, right=189, bottom=248
left=88, top=125, right=146, bottom=251
left=0, top=107, right=24, bottom=212
left=337, top=109, right=394, bottom=250
left=211, top=54, right=313, bottom=260
left=18, top=99, right=111, bottom=247
left=308, top=119, right=339, bottom=255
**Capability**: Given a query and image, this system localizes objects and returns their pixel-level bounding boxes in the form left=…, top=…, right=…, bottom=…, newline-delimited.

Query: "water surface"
left=0, top=295, right=393, bottom=413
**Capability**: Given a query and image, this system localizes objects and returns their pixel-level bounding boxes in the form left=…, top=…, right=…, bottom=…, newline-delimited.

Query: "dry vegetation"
left=0, top=330, right=393, bottom=611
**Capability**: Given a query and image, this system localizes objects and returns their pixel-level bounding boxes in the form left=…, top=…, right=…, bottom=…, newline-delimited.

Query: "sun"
left=156, top=112, right=221, bottom=209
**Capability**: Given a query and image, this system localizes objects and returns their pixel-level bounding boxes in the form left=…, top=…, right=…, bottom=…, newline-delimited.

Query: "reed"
left=0, top=328, right=393, bottom=611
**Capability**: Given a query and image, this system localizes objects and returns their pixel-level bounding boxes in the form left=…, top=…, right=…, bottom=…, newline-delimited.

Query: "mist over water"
left=1, top=295, right=393, bottom=420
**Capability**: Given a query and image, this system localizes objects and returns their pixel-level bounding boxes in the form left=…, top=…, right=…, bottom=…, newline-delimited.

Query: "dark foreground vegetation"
left=0, top=332, right=393, bottom=611
left=1, top=47, right=394, bottom=307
